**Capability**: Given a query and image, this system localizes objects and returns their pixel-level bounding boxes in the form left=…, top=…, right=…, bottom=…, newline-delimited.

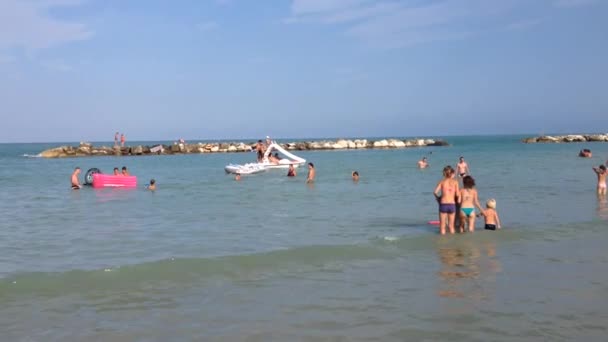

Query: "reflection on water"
left=598, top=195, right=608, bottom=220
left=436, top=239, right=501, bottom=300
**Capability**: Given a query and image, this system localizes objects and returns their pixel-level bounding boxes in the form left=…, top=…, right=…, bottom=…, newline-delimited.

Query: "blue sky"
left=0, top=0, right=606, bottom=142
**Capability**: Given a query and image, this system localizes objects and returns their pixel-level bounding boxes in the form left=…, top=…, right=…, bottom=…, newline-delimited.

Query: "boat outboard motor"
left=84, top=168, right=101, bottom=186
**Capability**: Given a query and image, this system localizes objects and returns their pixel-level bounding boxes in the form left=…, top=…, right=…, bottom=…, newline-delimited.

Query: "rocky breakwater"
left=39, top=138, right=449, bottom=158
left=522, top=134, right=608, bottom=144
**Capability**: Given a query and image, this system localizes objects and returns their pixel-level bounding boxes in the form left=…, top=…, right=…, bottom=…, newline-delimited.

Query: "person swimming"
left=434, top=166, right=460, bottom=235
left=113, top=167, right=120, bottom=176
left=417, top=157, right=428, bottom=169
left=352, top=171, right=359, bottom=182
left=147, top=179, right=156, bottom=191
left=121, top=166, right=130, bottom=176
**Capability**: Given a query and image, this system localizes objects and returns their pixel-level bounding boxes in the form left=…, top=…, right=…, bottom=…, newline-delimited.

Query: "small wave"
left=22, top=154, right=42, bottom=158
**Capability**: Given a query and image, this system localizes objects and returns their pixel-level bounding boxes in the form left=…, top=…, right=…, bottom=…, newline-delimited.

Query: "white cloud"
left=0, top=0, right=92, bottom=52
left=196, top=21, right=219, bottom=32
left=554, top=0, right=598, bottom=8
left=286, top=0, right=539, bottom=48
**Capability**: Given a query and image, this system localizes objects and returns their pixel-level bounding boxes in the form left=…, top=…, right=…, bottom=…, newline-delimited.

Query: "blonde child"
left=480, top=199, right=501, bottom=230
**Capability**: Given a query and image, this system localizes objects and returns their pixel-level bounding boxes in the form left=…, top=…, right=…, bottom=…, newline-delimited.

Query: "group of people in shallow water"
left=71, top=165, right=156, bottom=191
left=433, top=162, right=501, bottom=235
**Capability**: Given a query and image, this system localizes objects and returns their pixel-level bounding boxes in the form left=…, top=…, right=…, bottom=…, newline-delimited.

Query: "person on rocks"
left=120, top=133, right=126, bottom=147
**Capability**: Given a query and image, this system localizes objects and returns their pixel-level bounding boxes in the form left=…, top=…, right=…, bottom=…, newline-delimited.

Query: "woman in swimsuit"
left=434, top=166, right=460, bottom=235
left=458, top=175, right=483, bottom=233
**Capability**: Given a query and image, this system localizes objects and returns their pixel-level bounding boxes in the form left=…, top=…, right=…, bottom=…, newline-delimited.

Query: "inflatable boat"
left=224, top=141, right=306, bottom=174
left=224, top=163, right=267, bottom=175
left=92, top=173, right=137, bottom=188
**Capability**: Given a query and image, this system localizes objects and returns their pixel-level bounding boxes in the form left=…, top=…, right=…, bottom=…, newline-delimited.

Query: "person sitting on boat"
left=274, top=153, right=282, bottom=161
left=268, top=154, right=280, bottom=165
left=287, top=164, right=296, bottom=177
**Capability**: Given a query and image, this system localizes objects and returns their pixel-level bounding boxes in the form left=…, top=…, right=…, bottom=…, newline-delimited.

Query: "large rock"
left=428, top=140, right=449, bottom=147
left=40, top=146, right=67, bottom=158
left=586, top=134, right=608, bottom=142
left=388, top=139, right=405, bottom=148
left=131, top=145, right=144, bottom=155
left=373, top=139, right=389, bottom=148
left=170, top=144, right=181, bottom=153
left=522, top=137, right=538, bottom=143
left=563, top=135, right=586, bottom=142
left=537, top=136, right=559, bottom=143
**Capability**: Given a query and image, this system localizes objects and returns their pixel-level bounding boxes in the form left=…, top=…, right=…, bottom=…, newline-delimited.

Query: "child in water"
left=593, top=165, right=607, bottom=196
left=458, top=175, right=483, bottom=233
left=147, top=179, right=156, bottom=191
left=480, top=199, right=501, bottom=230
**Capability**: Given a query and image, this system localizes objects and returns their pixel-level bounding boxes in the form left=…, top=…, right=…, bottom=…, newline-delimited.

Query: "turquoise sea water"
left=1, top=136, right=607, bottom=341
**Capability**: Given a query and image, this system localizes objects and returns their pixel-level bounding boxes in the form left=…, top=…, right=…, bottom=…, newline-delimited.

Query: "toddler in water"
left=480, top=199, right=501, bottom=230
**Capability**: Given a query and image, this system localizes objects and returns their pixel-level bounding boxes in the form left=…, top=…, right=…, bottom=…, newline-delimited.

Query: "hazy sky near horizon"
left=0, top=0, right=607, bottom=143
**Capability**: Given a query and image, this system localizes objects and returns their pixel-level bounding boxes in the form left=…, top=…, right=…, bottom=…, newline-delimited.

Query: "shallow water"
left=1, top=136, right=607, bottom=341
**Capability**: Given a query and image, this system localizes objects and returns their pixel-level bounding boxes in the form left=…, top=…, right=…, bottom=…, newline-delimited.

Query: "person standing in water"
left=458, top=175, right=483, bottom=233
left=306, top=163, right=315, bottom=183
left=480, top=199, right=501, bottom=230
left=457, top=156, right=470, bottom=178
left=434, top=166, right=460, bottom=235
left=287, top=164, right=296, bottom=177
left=71, top=167, right=81, bottom=190
left=418, top=157, right=429, bottom=169
left=593, top=165, right=607, bottom=196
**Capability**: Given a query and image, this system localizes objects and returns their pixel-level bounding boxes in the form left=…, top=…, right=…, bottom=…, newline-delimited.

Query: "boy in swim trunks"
left=480, top=199, right=501, bottom=230
left=457, top=156, right=469, bottom=178
left=593, top=165, right=607, bottom=196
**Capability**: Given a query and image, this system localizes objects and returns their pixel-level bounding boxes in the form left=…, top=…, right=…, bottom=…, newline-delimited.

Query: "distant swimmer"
left=113, top=167, right=120, bottom=175
left=418, top=157, right=429, bottom=169
left=434, top=166, right=460, bottom=235
left=457, top=156, right=470, bottom=177
left=352, top=171, right=359, bottom=182
left=593, top=165, right=607, bottom=196
left=306, top=163, right=315, bottom=183
left=458, top=176, right=483, bottom=233
left=147, top=179, right=156, bottom=191
left=579, top=149, right=592, bottom=158
left=71, top=167, right=81, bottom=190
left=235, top=173, right=241, bottom=181
left=287, top=164, right=296, bottom=177
left=121, top=166, right=130, bottom=176
left=480, top=199, right=501, bottom=230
